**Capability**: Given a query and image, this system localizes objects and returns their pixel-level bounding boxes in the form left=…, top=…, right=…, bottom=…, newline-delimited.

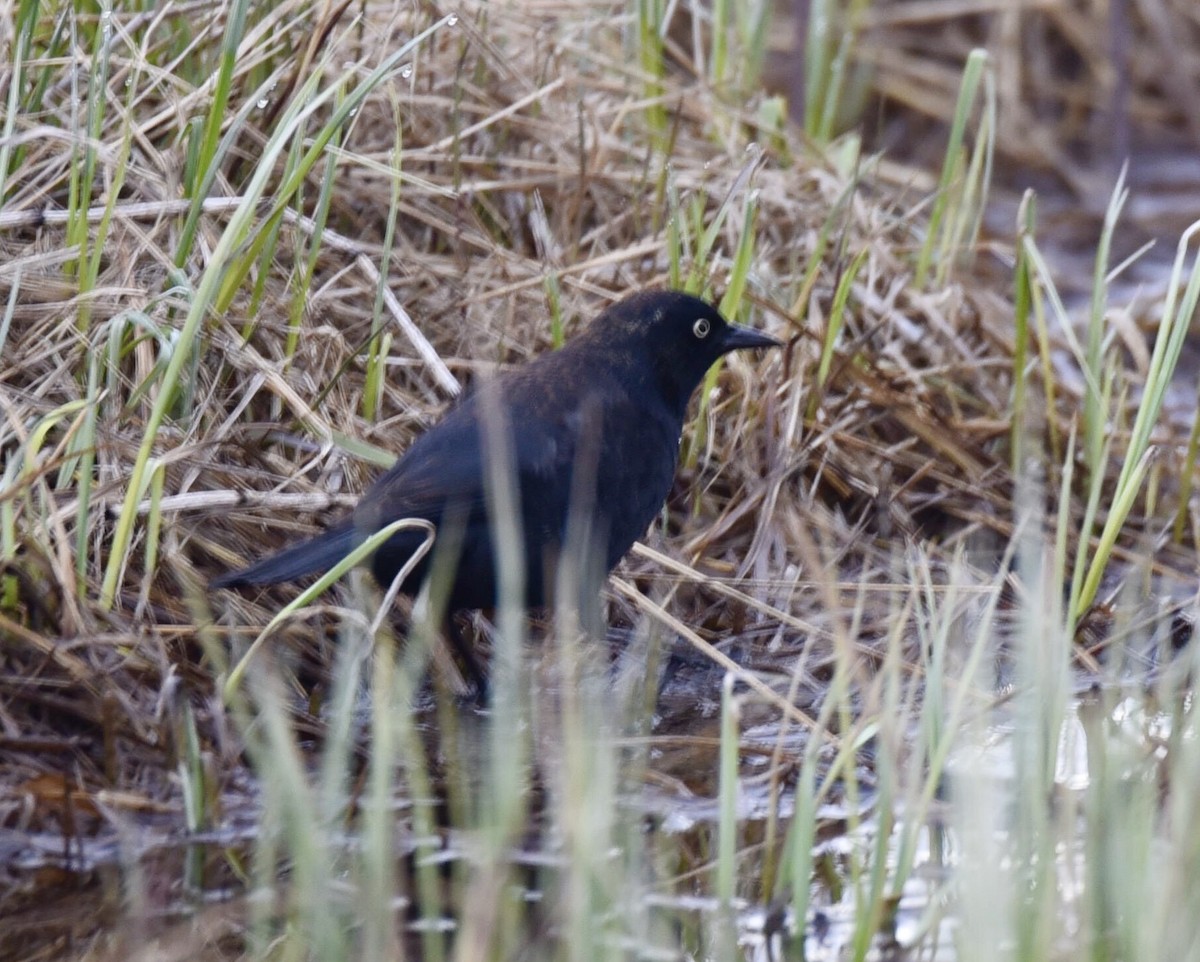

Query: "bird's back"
left=359, top=341, right=682, bottom=609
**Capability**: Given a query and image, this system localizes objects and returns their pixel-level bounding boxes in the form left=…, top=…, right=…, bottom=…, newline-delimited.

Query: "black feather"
left=211, top=522, right=358, bottom=589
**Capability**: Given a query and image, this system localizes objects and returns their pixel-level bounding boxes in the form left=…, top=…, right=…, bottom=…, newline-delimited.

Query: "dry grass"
left=3, top=0, right=1200, bottom=958
left=765, top=0, right=1200, bottom=302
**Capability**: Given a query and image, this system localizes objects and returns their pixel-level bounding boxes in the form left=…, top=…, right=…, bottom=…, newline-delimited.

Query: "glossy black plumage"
left=212, top=290, right=780, bottom=612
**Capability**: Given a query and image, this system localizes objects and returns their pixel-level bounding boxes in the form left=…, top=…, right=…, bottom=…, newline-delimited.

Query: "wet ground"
left=4, top=586, right=1191, bottom=960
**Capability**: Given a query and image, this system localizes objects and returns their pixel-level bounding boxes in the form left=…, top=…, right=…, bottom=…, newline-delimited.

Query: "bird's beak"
left=722, top=323, right=783, bottom=352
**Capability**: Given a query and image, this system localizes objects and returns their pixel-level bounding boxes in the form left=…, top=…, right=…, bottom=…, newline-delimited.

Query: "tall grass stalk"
left=138, top=459, right=165, bottom=606
left=0, top=0, right=35, bottom=204
left=1076, top=216, right=1200, bottom=616
left=275, top=117, right=319, bottom=349
left=1082, top=167, right=1129, bottom=480
left=361, top=625, right=400, bottom=962
left=707, top=0, right=773, bottom=94
left=788, top=169, right=860, bottom=343
left=17, top=397, right=91, bottom=524
left=736, top=0, right=772, bottom=94
left=0, top=267, right=17, bottom=360
left=688, top=185, right=760, bottom=469
left=804, top=0, right=872, bottom=142
left=64, top=0, right=113, bottom=288
left=1010, top=191, right=1036, bottom=473
left=78, top=41, right=142, bottom=332
left=807, top=246, right=867, bottom=420
left=683, top=145, right=761, bottom=295
left=176, top=702, right=207, bottom=895
left=286, top=83, right=347, bottom=361
left=936, top=63, right=995, bottom=288
left=478, top=381, right=529, bottom=841
left=1143, top=642, right=1200, bottom=957
left=398, top=610, right=449, bottom=962
left=365, top=115, right=404, bottom=419
left=716, top=672, right=740, bottom=906
left=709, top=0, right=730, bottom=90
left=178, top=0, right=251, bottom=247
left=914, top=49, right=993, bottom=288
left=683, top=153, right=761, bottom=471
left=665, top=176, right=686, bottom=289
left=68, top=309, right=159, bottom=587
left=1173, top=395, right=1200, bottom=543
left=785, top=751, right=818, bottom=955
left=635, top=0, right=667, bottom=145
left=1113, top=217, right=1200, bottom=492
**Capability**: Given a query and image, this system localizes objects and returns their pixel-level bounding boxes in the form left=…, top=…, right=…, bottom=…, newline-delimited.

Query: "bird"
left=213, top=289, right=781, bottom=686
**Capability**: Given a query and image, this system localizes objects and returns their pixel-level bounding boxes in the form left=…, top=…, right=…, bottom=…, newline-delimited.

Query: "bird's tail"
left=211, top=521, right=359, bottom=589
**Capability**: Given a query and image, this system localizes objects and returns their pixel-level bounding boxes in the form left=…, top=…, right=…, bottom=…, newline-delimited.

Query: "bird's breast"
left=592, top=403, right=680, bottom=568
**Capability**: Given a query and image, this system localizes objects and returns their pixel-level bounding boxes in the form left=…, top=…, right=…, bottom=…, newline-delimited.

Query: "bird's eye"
left=692, top=318, right=711, bottom=339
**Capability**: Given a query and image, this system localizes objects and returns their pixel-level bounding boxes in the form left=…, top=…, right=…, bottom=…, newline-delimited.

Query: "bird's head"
left=590, top=290, right=782, bottom=415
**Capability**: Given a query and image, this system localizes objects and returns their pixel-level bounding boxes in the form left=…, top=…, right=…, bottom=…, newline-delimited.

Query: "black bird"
left=214, top=290, right=780, bottom=675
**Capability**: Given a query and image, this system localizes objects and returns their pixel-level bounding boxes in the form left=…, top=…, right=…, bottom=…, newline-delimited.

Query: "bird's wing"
left=352, top=385, right=574, bottom=528
left=353, top=401, right=489, bottom=531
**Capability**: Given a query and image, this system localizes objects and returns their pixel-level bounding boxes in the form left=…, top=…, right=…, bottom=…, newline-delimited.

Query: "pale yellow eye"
left=693, top=318, right=711, bottom=338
